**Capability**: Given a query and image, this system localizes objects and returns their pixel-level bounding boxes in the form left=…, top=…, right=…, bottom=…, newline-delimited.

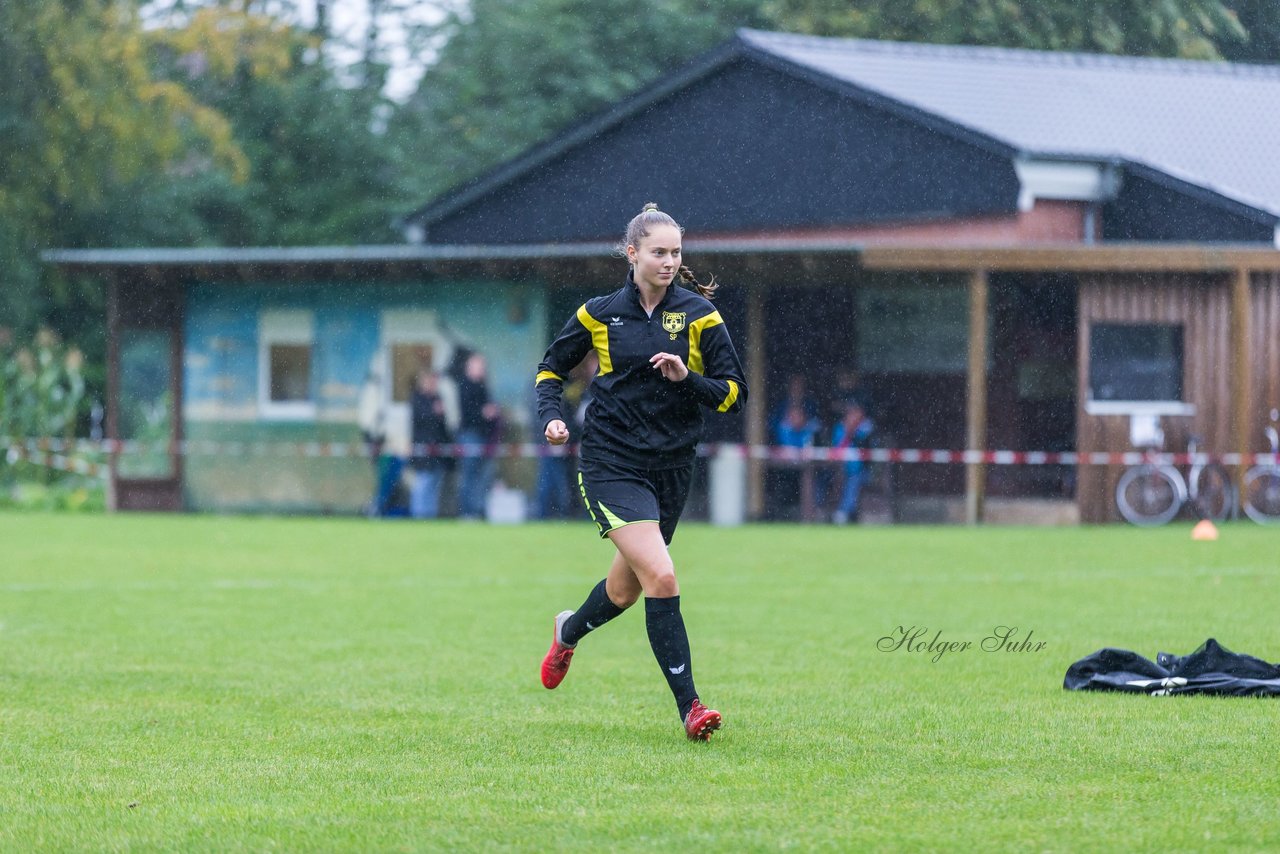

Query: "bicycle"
left=1115, top=435, right=1234, bottom=527
left=1242, top=409, right=1280, bottom=525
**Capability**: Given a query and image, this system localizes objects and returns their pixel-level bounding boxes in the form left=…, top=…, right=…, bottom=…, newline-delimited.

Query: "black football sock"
left=645, top=595, right=698, bottom=721
left=560, top=578, right=626, bottom=647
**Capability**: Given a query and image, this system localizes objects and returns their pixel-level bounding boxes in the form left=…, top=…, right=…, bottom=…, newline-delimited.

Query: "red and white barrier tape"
left=4, top=437, right=1278, bottom=468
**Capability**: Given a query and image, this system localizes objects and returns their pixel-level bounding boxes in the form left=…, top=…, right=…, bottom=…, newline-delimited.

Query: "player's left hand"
left=650, top=352, right=688, bottom=382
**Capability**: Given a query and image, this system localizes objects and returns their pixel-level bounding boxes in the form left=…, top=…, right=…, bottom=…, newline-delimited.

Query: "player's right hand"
left=545, top=419, right=569, bottom=445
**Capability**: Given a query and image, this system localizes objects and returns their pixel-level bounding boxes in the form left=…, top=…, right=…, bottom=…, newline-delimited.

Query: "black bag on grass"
left=1064, top=638, right=1280, bottom=696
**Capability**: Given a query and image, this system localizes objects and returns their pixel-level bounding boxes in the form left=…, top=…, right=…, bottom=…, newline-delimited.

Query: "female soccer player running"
left=536, top=203, right=747, bottom=741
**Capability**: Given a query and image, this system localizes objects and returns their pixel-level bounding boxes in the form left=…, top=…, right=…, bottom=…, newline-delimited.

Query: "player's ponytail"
left=678, top=265, right=718, bottom=300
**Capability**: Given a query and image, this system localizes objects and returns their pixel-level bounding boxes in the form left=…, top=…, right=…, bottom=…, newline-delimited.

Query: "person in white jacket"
left=358, top=361, right=409, bottom=517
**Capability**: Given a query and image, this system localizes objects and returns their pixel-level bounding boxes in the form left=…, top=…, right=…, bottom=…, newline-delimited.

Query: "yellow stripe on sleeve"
left=576, top=304, right=613, bottom=375
left=535, top=370, right=563, bottom=386
left=716, top=379, right=740, bottom=413
left=686, top=310, right=723, bottom=375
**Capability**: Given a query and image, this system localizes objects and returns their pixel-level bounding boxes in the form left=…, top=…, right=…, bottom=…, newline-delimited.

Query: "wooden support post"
left=966, top=269, right=989, bottom=525
left=105, top=276, right=120, bottom=512
left=1232, top=267, right=1253, bottom=493
left=746, top=280, right=767, bottom=520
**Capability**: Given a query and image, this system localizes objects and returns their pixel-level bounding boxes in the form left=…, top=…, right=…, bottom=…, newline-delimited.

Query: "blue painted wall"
left=185, top=280, right=548, bottom=416
left=182, top=279, right=549, bottom=512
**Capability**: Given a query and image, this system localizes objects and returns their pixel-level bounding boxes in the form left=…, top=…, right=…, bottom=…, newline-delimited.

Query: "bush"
left=0, top=477, right=106, bottom=512
left=1, top=327, right=100, bottom=508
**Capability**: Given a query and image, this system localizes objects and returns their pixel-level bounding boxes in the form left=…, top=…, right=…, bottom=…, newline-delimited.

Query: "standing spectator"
left=775, top=403, right=821, bottom=449
left=773, top=401, right=823, bottom=520
left=357, top=364, right=386, bottom=516
left=766, top=374, right=823, bottom=520
left=830, top=399, right=875, bottom=524
left=455, top=352, right=500, bottom=520
left=769, top=373, right=819, bottom=440
left=830, top=367, right=873, bottom=422
left=534, top=350, right=596, bottom=519
left=358, top=361, right=408, bottom=517
left=409, top=370, right=451, bottom=519
left=532, top=405, right=572, bottom=520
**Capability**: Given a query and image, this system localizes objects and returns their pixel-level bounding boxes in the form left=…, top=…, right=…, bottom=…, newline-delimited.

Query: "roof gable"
left=406, top=29, right=1280, bottom=243
left=410, top=53, right=1020, bottom=244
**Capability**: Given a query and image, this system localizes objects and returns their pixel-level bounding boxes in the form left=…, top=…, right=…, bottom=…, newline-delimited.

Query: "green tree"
left=2, top=0, right=409, bottom=383
left=0, top=1, right=244, bottom=334
left=759, top=0, right=1249, bottom=59
left=140, top=5, right=406, bottom=245
left=389, top=0, right=769, bottom=204
left=1222, top=1, right=1280, bottom=61
left=3, top=2, right=411, bottom=333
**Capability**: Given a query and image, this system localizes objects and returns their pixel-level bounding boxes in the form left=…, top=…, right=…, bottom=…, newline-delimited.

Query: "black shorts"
left=577, top=457, right=693, bottom=545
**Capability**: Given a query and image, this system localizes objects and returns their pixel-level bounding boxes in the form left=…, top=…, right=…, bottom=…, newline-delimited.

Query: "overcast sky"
left=304, top=1, right=454, bottom=98
left=145, top=0, right=455, bottom=101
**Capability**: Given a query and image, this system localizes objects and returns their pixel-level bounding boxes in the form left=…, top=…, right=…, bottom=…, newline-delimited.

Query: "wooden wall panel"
left=1076, top=273, right=1231, bottom=522
left=1253, top=273, right=1280, bottom=446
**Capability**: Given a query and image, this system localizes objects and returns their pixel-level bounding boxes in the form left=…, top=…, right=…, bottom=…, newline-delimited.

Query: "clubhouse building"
left=48, top=29, right=1280, bottom=523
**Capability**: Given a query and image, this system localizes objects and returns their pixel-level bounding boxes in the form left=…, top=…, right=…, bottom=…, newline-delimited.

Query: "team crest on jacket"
left=662, top=311, right=686, bottom=340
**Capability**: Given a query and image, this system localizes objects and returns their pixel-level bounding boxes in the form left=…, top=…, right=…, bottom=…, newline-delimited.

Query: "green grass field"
left=2, top=514, right=1278, bottom=852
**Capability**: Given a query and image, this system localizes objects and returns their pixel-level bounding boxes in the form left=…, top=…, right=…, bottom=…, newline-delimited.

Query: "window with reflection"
left=1089, top=323, right=1184, bottom=403
left=258, top=310, right=315, bottom=418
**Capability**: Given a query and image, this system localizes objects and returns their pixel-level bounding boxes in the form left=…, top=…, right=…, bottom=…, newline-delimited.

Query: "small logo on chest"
left=662, top=311, right=686, bottom=340
left=609, top=316, right=624, bottom=326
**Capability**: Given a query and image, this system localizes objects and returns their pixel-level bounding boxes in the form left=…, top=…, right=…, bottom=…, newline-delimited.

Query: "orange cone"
left=1191, top=519, right=1219, bottom=541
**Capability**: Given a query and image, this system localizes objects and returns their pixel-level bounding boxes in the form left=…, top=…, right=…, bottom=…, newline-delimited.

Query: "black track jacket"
left=536, top=273, right=747, bottom=469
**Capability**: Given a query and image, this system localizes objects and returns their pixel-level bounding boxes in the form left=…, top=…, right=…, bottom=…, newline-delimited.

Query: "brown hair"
left=621, top=202, right=718, bottom=299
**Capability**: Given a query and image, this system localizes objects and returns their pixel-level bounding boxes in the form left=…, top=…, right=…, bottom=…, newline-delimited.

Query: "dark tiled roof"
left=739, top=29, right=1280, bottom=217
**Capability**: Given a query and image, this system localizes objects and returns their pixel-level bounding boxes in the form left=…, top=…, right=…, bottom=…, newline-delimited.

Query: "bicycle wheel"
left=1192, top=464, right=1235, bottom=522
left=1242, top=468, right=1280, bottom=524
left=1116, top=465, right=1183, bottom=526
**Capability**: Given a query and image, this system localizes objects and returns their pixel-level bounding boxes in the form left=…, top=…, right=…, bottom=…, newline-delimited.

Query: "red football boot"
left=540, top=610, right=576, bottom=689
left=684, top=699, right=722, bottom=741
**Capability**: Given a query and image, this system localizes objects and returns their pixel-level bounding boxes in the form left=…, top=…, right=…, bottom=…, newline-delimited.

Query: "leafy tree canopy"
left=0, top=1, right=246, bottom=331
left=388, top=0, right=769, bottom=206
left=141, top=5, right=405, bottom=245
left=762, top=0, right=1249, bottom=58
